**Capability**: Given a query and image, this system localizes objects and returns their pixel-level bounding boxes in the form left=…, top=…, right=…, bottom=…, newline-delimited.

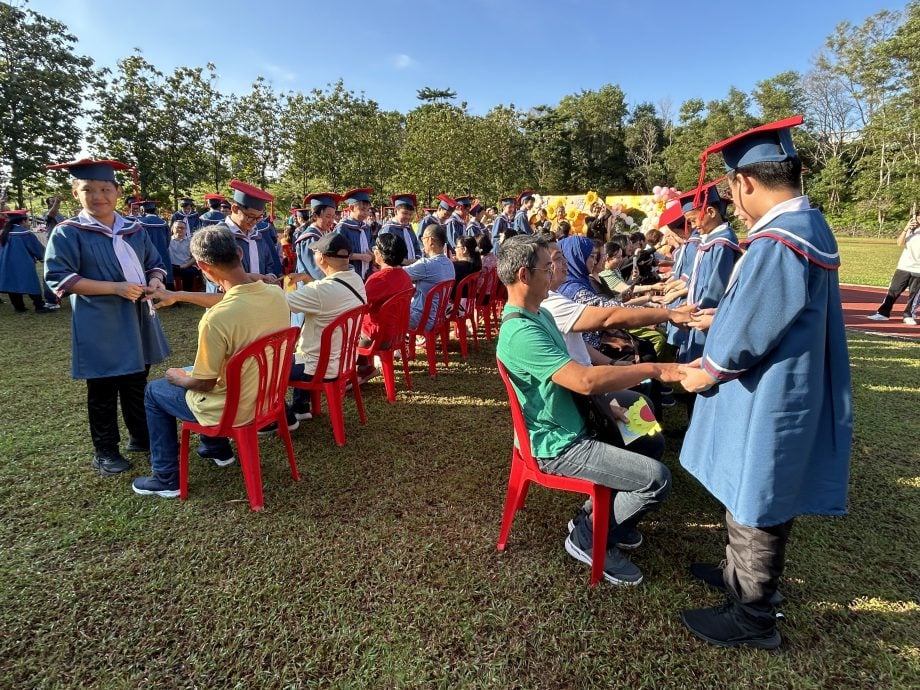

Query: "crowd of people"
left=0, top=114, right=876, bottom=653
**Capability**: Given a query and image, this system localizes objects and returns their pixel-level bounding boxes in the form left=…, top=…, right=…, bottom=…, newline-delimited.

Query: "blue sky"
left=30, top=0, right=902, bottom=116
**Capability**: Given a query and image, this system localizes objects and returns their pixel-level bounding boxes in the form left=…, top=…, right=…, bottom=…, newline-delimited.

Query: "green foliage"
left=0, top=4, right=95, bottom=207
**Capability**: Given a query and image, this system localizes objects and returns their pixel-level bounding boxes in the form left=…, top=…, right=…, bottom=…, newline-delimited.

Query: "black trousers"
left=877, top=269, right=920, bottom=317
left=86, top=369, right=150, bottom=451
left=724, top=511, right=794, bottom=620
left=6, top=292, right=43, bottom=311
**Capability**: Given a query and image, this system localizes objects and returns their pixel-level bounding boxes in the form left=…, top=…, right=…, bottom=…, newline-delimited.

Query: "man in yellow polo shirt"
left=132, top=226, right=290, bottom=498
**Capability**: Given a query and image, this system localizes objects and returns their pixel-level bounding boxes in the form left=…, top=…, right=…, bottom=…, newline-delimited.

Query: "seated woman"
left=449, top=236, right=482, bottom=315
left=357, top=233, right=413, bottom=382
left=557, top=235, right=666, bottom=412
left=476, top=233, right=497, bottom=274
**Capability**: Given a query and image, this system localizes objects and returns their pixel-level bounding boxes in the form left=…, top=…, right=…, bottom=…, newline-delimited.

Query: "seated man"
left=132, top=227, right=291, bottom=498
left=285, top=232, right=368, bottom=421
left=404, top=224, right=455, bottom=331
left=496, top=234, right=682, bottom=586
left=357, top=232, right=413, bottom=382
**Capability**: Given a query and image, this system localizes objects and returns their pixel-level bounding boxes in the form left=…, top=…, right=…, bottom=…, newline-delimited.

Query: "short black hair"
left=610, top=233, right=628, bottom=247
left=629, top=231, right=645, bottom=245
left=422, top=224, right=447, bottom=247
left=603, top=241, right=623, bottom=259
left=557, top=220, right=571, bottom=237
left=475, top=233, right=493, bottom=255
left=729, top=157, right=802, bottom=190
left=374, top=232, right=408, bottom=266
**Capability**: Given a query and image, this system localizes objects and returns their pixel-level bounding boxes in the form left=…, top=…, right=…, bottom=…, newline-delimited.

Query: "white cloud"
left=261, top=62, right=297, bottom=82
left=392, top=54, right=416, bottom=70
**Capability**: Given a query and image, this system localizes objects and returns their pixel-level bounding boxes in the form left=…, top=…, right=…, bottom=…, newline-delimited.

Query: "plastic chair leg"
left=379, top=351, right=397, bottom=403
left=589, top=487, right=612, bottom=587
left=326, top=384, right=347, bottom=446
left=457, top=322, right=468, bottom=358
left=497, top=457, right=528, bottom=551
left=515, top=480, right=531, bottom=511
left=351, top=373, right=367, bottom=425
left=235, top=428, right=264, bottom=511
left=440, top=331, right=449, bottom=367
left=276, top=406, right=299, bottom=481
left=400, top=345, right=413, bottom=390
left=311, top=389, right=323, bottom=417
left=179, top=427, right=191, bottom=500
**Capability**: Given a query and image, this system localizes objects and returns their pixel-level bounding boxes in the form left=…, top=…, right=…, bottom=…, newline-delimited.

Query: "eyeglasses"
left=531, top=264, right=555, bottom=275
left=238, top=209, right=263, bottom=223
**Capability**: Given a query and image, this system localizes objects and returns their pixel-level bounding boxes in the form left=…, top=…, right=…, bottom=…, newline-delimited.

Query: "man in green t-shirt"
left=496, top=235, right=682, bottom=586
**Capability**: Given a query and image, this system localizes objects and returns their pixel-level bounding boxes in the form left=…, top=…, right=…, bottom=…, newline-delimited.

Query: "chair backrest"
left=491, top=274, right=507, bottom=307
left=450, top=271, right=481, bottom=315
left=218, top=327, right=301, bottom=429
left=311, top=304, right=368, bottom=381
left=368, top=287, right=414, bottom=350
left=416, top=279, right=454, bottom=333
left=475, top=268, right=496, bottom=308
left=495, top=358, right=539, bottom=472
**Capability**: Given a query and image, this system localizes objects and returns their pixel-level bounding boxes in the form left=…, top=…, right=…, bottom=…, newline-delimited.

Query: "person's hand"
left=667, top=309, right=692, bottom=327
left=164, top=367, right=190, bottom=385
left=653, top=362, right=685, bottom=383
left=146, top=288, right=179, bottom=310
left=689, top=308, right=716, bottom=331
left=608, top=404, right=629, bottom=423
left=114, top=282, right=145, bottom=301
left=147, top=277, right=165, bottom=292
left=678, top=361, right=717, bottom=392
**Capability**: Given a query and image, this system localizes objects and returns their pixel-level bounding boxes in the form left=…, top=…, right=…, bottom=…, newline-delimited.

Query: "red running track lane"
left=840, top=284, right=918, bottom=340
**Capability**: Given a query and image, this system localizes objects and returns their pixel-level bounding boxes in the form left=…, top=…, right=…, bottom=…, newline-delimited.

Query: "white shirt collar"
left=748, top=196, right=811, bottom=235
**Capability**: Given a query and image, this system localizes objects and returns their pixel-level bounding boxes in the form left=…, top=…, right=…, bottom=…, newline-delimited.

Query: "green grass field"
left=836, top=237, right=903, bottom=288
left=1, top=293, right=918, bottom=688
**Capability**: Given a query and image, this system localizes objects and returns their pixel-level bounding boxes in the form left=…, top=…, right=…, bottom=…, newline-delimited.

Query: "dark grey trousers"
left=724, top=511, right=794, bottom=620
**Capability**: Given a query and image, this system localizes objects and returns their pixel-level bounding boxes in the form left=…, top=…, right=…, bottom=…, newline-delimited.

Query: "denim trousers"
left=539, top=435, right=671, bottom=545
left=144, top=378, right=232, bottom=478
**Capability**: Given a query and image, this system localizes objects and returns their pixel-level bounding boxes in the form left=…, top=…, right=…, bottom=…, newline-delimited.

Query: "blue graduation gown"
left=170, top=210, right=200, bottom=233
left=137, top=213, right=172, bottom=284
left=378, top=221, right=421, bottom=262
left=665, top=231, right=701, bottom=348
left=417, top=215, right=439, bottom=240
left=334, top=217, right=372, bottom=279
left=444, top=213, right=466, bottom=250
left=679, top=224, right=741, bottom=362
left=465, top=219, right=484, bottom=237
left=679, top=197, right=853, bottom=528
left=491, top=214, right=512, bottom=242
left=198, top=210, right=226, bottom=228
left=255, top=220, right=282, bottom=277
left=44, top=215, right=171, bottom=379
left=294, top=224, right=325, bottom=280
left=513, top=209, right=532, bottom=235
left=0, top=226, right=45, bottom=294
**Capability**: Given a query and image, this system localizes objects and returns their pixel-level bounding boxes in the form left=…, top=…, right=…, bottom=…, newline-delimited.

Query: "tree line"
left=2, top=1, right=918, bottom=234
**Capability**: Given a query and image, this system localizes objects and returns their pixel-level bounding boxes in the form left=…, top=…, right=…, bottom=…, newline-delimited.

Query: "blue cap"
left=678, top=183, right=729, bottom=215
left=500, top=197, right=516, bottom=206
left=704, top=115, right=803, bottom=171
left=228, top=179, right=274, bottom=212
left=343, top=188, right=373, bottom=205
left=47, top=158, right=131, bottom=182
left=454, top=196, right=473, bottom=207
left=437, top=193, right=456, bottom=211
left=141, top=200, right=158, bottom=213
left=304, top=192, right=344, bottom=210
left=391, top=194, right=417, bottom=209
left=179, top=197, right=194, bottom=207
left=518, top=190, right=535, bottom=204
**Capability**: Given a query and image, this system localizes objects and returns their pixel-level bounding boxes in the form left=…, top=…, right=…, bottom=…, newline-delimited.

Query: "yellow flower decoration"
left=566, top=207, right=580, bottom=222
left=585, top=190, right=598, bottom=205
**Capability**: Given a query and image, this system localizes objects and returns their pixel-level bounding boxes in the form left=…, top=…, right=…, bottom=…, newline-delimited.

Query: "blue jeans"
left=144, top=378, right=232, bottom=478
left=540, top=435, right=671, bottom=545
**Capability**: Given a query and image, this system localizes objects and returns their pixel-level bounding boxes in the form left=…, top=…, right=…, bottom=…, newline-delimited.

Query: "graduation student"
left=198, top=193, right=228, bottom=228
left=677, top=116, right=853, bottom=650
left=334, top=188, right=374, bottom=279
left=417, top=194, right=455, bottom=244
left=444, top=196, right=472, bottom=251
left=0, top=210, right=54, bottom=313
left=378, top=194, right=422, bottom=264
left=490, top=196, right=516, bottom=243
left=513, top=190, right=536, bottom=235
left=171, top=197, right=200, bottom=234
left=136, top=200, right=173, bottom=288
left=44, top=159, right=172, bottom=476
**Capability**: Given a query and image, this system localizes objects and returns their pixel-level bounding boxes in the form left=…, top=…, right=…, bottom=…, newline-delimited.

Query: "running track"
left=840, top=284, right=918, bottom=340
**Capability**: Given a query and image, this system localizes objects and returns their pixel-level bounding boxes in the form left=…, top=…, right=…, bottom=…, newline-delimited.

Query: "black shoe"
left=125, top=438, right=150, bottom=453
left=258, top=409, right=300, bottom=436
left=690, top=562, right=727, bottom=591
left=196, top=447, right=235, bottom=467
left=91, top=448, right=133, bottom=475
left=34, top=306, right=54, bottom=314
left=681, top=602, right=781, bottom=650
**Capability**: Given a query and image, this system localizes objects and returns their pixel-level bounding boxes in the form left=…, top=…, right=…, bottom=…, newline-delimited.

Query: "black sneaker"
left=660, top=393, right=677, bottom=407
left=690, top=562, right=727, bottom=591
left=258, top=410, right=300, bottom=436
left=34, top=306, right=54, bottom=314
left=564, top=533, right=643, bottom=586
left=681, top=602, right=781, bottom=650
left=132, top=474, right=180, bottom=499
left=91, top=448, right=133, bottom=475
left=196, top=447, right=235, bottom=468
left=125, top=438, right=149, bottom=453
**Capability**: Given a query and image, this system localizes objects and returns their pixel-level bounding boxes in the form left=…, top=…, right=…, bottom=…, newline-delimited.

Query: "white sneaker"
left=904, top=317, right=917, bottom=326
left=866, top=313, right=889, bottom=321
left=44, top=302, right=61, bottom=310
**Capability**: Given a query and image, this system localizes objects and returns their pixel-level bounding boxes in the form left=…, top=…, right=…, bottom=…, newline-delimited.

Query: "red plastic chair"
left=446, top=271, right=481, bottom=358
left=475, top=268, right=497, bottom=341
left=288, top=304, right=368, bottom=446
left=490, top=278, right=507, bottom=327
left=407, top=279, right=454, bottom=377
left=495, top=358, right=612, bottom=586
left=179, top=326, right=301, bottom=512
left=357, top=287, right=414, bottom=403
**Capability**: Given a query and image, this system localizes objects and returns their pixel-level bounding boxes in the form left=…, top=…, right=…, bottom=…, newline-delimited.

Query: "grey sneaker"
left=866, top=313, right=889, bottom=321
left=564, top=534, right=643, bottom=586
left=567, top=508, right=643, bottom=550
left=904, top=317, right=917, bottom=326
